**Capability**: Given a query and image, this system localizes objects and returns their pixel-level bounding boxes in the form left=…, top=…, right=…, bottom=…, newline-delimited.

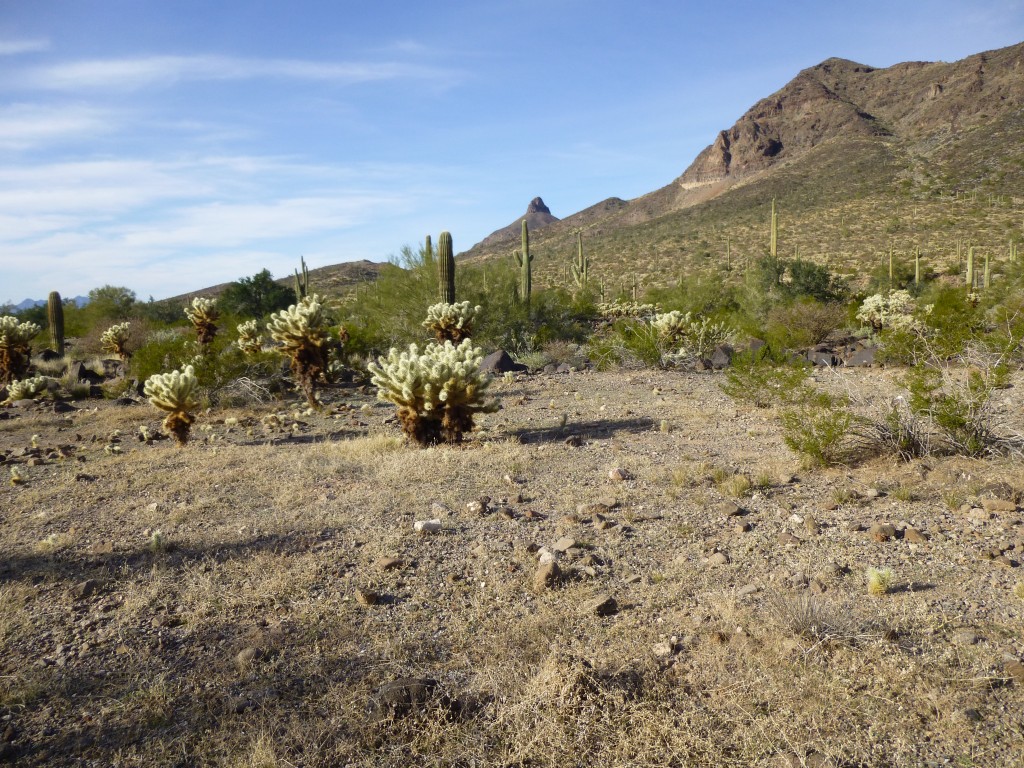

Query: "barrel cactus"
left=144, top=365, right=199, bottom=445
left=0, top=316, right=41, bottom=386
left=184, top=297, right=219, bottom=346
left=422, top=301, right=481, bottom=343
left=100, top=322, right=132, bottom=361
left=368, top=339, right=499, bottom=445
left=266, top=294, right=331, bottom=407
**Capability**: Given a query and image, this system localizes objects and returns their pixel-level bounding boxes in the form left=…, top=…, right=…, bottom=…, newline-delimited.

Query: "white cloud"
left=15, top=54, right=459, bottom=91
left=0, top=38, right=50, bottom=55
left=0, top=103, right=114, bottom=150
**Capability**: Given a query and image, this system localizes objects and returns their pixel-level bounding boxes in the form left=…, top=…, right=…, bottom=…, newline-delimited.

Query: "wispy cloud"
left=14, top=54, right=460, bottom=91
left=0, top=38, right=50, bottom=55
left=0, top=103, right=114, bottom=150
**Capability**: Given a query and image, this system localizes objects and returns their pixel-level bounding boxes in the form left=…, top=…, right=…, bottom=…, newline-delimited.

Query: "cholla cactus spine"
left=368, top=339, right=499, bottom=445
left=236, top=320, right=264, bottom=356
left=0, top=316, right=41, bottom=385
left=423, top=301, right=481, bottom=343
left=184, top=297, right=219, bottom=346
left=266, top=295, right=331, bottom=407
left=144, top=365, right=198, bottom=445
left=100, top=322, right=132, bottom=360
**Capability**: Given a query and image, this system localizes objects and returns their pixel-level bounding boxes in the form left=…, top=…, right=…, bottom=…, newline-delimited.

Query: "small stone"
left=414, top=519, right=442, bottom=533
left=466, top=498, right=489, bottom=515
left=737, top=583, right=759, bottom=597
left=953, top=629, right=980, bottom=646
left=803, top=516, right=820, bottom=535
left=845, top=521, right=864, bottom=533
left=532, top=561, right=561, bottom=593
left=734, top=521, right=752, bottom=533
left=355, top=588, right=380, bottom=606
left=577, top=502, right=612, bottom=517
left=869, top=523, right=897, bottom=542
left=609, top=468, right=630, bottom=482
left=707, top=551, right=730, bottom=566
left=235, top=646, right=262, bottom=670
left=790, top=571, right=809, bottom=588
left=585, top=594, right=618, bottom=617
left=537, top=548, right=558, bottom=565
left=994, top=555, right=1018, bottom=568
left=904, top=527, right=928, bottom=544
left=652, top=640, right=677, bottom=657
left=73, top=579, right=100, bottom=600
left=969, top=508, right=993, bottom=522
left=552, top=536, right=576, bottom=553
left=375, top=556, right=404, bottom=571
left=778, top=532, right=802, bottom=546
left=863, top=488, right=881, bottom=499
left=717, top=501, right=742, bottom=517
left=981, top=498, right=1017, bottom=513
left=430, top=501, right=451, bottom=517
left=1005, top=660, right=1024, bottom=685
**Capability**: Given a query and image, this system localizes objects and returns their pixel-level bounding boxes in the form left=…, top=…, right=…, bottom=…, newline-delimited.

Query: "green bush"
left=780, top=392, right=865, bottom=468
left=720, top=350, right=812, bottom=408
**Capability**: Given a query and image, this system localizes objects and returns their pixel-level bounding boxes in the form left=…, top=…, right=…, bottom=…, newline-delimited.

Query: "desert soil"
left=1, top=366, right=1022, bottom=767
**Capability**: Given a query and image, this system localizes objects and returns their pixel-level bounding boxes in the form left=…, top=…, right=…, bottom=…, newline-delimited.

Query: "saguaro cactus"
left=769, top=198, right=778, bottom=258
left=513, top=220, right=533, bottom=306
left=294, top=256, right=310, bottom=302
left=570, top=229, right=589, bottom=290
left=47, top=291, right=64, bottom=356
left=914, top=248, right=921, bottom=285
left=983, top=251, right=991, bottom=289
left=966, top=246, right=975, bottom=288
left=437, top=231, right=456, bottom=304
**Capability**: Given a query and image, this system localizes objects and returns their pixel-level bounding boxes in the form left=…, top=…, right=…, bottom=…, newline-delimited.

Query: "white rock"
left=414, top=519, right=442, bottom=533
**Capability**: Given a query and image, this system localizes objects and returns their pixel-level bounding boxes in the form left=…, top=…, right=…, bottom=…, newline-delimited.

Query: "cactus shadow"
left=512, top=417, right=656, bottom=444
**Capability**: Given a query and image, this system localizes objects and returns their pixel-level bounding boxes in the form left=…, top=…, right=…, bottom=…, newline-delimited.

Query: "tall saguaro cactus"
left=966, top=246, right=975, bottom=288
left=570, top=228, right=589, bottom=290
left=294, top=256, right=310, bottom=302
left=47, top=291, right=64, bottom=355
left=513, top=220, right=533, bottom=306
left=914, top=248, right=921, bottom=285
left=770, top=198, right=778, bottom=259
left=437, top=231, right=456, bottom=304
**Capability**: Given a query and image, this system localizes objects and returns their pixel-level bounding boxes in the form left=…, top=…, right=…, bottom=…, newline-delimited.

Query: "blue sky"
left=2, top=1, right=1023, bottom=303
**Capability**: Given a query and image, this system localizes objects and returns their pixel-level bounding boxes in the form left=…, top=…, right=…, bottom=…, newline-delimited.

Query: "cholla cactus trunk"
left=163, top=411, right=195, bottom=446
left=398, top=405, right=443, bottom=445
left=290, top=345, right=326, bottom=408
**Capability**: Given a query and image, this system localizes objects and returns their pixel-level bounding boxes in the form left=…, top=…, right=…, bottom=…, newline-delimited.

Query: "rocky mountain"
left=472, top=197, right=561, bottom=252
left=460, top=41, right=1024, bottom=292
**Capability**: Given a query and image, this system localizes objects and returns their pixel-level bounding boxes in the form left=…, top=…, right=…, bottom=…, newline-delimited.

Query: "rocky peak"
left=526, top=197, right=551, bottom=215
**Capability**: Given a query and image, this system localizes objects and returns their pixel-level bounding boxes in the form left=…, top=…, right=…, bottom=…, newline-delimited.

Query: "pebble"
left=717, top=501, right=742, bottom=517
left=552, top=537, right=577, bottom=553
left=375, top=556, right=404, bottom=571
left=869, top=523, right=897, bottom=542
left=235, top=646, right=262, bottom=670
left=734, top=521, right=752, bottom=533
left=803, top=516, right=820, bottom=535
left=355, top=588, right=380, bottom=606
left=414, top=519, right=442, bottom=533
left=533, top=561, right=561, bottom=593
left=608, top=468, right=630, bottom=482
left=904, top=527, right=929, bottom=544
left=1005, top=660, right=1024, bottom=685
left=981, top=498, right=1017, bottom=513
left=585, top=594, right=619, bottom=617
left=952, top=629, right=981, bottom=646
left=707, top=552, right=730, bottom=566
left=778, top=532, right=802, bottom=547
left=737, top=583, right=759, bottom=597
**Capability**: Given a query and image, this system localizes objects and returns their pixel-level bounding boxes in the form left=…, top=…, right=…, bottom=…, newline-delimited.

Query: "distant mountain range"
left=9, top=296, right=89, bottom=312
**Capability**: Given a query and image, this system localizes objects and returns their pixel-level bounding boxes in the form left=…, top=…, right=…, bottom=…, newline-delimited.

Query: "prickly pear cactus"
left=144, top=365, right=199, bottom=445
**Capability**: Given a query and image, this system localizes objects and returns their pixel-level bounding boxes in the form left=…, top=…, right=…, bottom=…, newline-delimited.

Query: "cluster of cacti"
left=184, top=297, right=219, bottom=346
left=422, top=301, right=481, bottom=343
left=513, top=220, right=533, bottom=307
left=144, top=365, right=198, bottom=445
left=368, top=338, right=499, bottom=445
left=236, top=320, right=264, bottom=356
left=437, top=231, right=456, bottom=304
left=0, top=316, right=41, bottom=386
left=653, top=311, right=733, bottom=362
left=294, top=256, right=310, bottom=302
left=47, top=291, right=64, bottom=355
left=856, top=290, right=928, bottom=333
left=100, top=322, right=132, bottom=360
left=3, top=375, right=49, bottom=403
left=570, top=229, right=589, bottom=290
left=266, top=294, right=331, bottom=407
left=597, top=301, right=660, bottom=321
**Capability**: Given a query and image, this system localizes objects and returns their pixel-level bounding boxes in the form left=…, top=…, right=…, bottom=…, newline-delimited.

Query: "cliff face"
left=679, top=43, right=1024, bottom=187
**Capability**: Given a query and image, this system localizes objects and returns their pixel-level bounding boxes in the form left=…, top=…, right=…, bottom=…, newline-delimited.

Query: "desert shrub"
left=720, top=350, right=812, bottom=408
left=368, top=339, right=498, bottom=445
left=587, top=319, right=663, bottom=370
left=780, top=391, right=867, bottom=468
left=218, top=269, right=294, bottom=318
left=764, top=299, right=846, bottom=349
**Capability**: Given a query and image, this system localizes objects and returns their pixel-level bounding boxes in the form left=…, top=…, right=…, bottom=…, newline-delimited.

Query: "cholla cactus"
left=651, top=310, right=691, bottom=345
left=597, top=300, right=660, bottom=321
left=236, top=320, right=264, bottom=356
left=422, top=301, right=481, bottom=343
left=0, top=316, right=41, bottom=385
left=184, top=297, right=219, bottom=346
left=100, top=322, right=132, bottom=360
left=856, top=290, right=926, bottom=333
left=653, top=311, right=732, bottom=363
left=368, top=339, right=499, bottom=445
left=266, top=295, right=331, bottom=407
left=3, top=375, right=49, bottom=403
left=144, top=365, right=198, bottom=445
